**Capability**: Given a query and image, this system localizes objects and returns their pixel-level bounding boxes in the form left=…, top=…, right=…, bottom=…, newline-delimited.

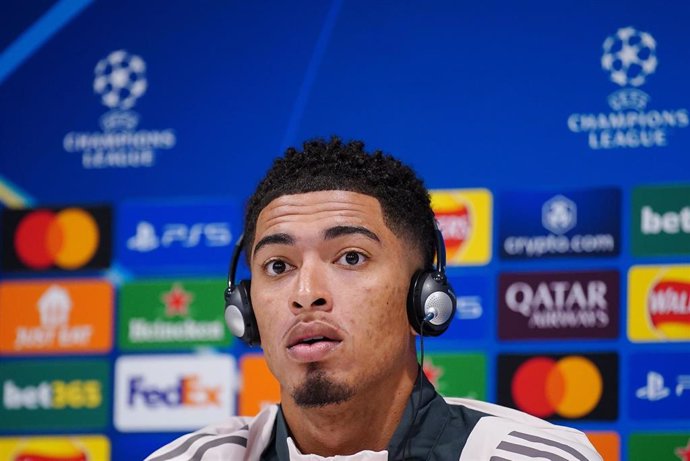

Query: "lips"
left=286, top=322, right=343, bottom=362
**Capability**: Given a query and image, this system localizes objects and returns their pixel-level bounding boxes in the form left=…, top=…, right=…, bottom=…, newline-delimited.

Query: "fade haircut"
left=244, top=137, right=436, bottom=268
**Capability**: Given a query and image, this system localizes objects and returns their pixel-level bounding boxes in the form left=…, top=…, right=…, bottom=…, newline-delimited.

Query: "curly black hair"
left=244, top=137, right=436, bottom=269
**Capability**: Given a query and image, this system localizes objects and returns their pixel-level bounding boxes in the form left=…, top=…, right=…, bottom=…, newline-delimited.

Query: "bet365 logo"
left=3, top=379, right=102, bottom=410
left=0, top=360, right=109, bottom=431
left=633, top=185, right=690, bottom=256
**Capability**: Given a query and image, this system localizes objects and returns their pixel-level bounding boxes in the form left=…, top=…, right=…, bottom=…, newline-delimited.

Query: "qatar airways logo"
left=567, top=27, right=688, bottom=150
left=498, top=271, right=619, bottom=340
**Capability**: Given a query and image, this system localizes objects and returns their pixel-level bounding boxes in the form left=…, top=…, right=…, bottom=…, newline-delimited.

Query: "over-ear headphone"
left=224, top=224, right=456, bottom=346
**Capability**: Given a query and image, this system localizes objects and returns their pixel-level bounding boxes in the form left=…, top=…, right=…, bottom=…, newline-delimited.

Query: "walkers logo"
left=1, top=206, right=112, bottom=272
left=632, top=185, right=690, bottom=256
left=0, top=435, right=110, bottom=461
left=629, top=352, right=690, bottom=420
left=499, top=188, right=620, bottom=259
left=423, top=353, right=485, bottom=400
left=239, top=354, right=280, bottom=416
left=498, top=270, right=619, bottom=340
left=440, top=275, right=489, bottom=341
left=0, top=280, right=112, bottom=354
left=114, top=354, right=236, bottom=431
left=497, top=353, right=618, bottom=421
left=568, top=27, right=688, bottom=150
left=628, top=433, right=690, bottom=461
left=62, top=50, right=176, bottom=169
left=116, top=199, right=240, bottom=272
left=430, top=189, right=492, bottom=266
left=585, top=432, right=619, bottom=461
left=119, top=279, right=230, bottom=350
left=0, top=359, right=109, bottom=431
left=628, top=265, right=690, bottom=341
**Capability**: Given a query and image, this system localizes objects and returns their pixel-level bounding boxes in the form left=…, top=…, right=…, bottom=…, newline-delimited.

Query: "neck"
left=280, top=354, right=419, bottom=457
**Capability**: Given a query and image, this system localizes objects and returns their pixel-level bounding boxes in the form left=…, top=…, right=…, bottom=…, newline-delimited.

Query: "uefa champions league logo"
left=566, top=26, right=688, bottom=149
left=601, top=27, right=657, bottom=88
left=94, top=50, right=148, bottom=111
left=63, top=49, right=176, bottom=168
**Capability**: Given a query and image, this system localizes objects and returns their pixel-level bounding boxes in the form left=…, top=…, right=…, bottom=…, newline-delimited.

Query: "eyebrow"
left=324, top=225, right=380, bottom=243
left=252, top=226, right=381, bottom=259
left=252, top=233, right=294, bottom=256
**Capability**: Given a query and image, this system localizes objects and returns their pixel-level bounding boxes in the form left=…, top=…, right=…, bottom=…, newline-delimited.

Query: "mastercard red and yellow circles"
left=14, top=208, right=99, bottom=270
left=511, top=356, right=603, bottom=419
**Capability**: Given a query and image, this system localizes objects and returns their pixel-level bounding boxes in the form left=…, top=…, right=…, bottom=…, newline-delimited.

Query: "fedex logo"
left=114, top=354, right=236, bottom=432
left=128, top=374, right=220, bottom=407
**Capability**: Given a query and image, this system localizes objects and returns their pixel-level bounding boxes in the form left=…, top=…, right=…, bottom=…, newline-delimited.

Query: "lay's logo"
left=0, top=435, right=110, bottom=461
left=648, top=280, right=690, bottom=330
left=629, top=265, right=690, bottom=341
left=1, top=206, right=112, bottom=273
left=430, top=189, right=492, bottom=266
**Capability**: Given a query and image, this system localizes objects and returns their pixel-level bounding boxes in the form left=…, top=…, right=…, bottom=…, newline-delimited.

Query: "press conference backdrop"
left=0, top=1, right=689, bottom=460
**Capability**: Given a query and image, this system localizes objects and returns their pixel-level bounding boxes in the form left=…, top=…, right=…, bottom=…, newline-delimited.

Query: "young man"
left=147, top=138, right=602, bottom=460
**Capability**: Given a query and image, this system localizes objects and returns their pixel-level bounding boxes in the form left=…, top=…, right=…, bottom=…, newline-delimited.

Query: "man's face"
left=250, top=190, right=420, bottom=407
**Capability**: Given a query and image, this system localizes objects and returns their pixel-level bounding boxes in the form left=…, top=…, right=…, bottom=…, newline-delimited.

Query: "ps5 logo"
left=636, top=371, right=690, bottom=401
left=127, top=221, right=232, bottom=252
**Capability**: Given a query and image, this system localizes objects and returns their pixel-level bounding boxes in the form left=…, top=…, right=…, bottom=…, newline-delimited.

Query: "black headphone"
left=224, top=224, right=456, bottom=346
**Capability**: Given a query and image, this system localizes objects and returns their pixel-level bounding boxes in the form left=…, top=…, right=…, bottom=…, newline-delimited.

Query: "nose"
left=290, top=258, right=332, bottom=312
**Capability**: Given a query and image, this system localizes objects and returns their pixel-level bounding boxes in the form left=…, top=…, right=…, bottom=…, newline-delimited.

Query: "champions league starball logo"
left=601, top=27, right=657, bottom=88
left=568, top=26, right=688, bottom=150
left=63, top=50, right=176, bottom=169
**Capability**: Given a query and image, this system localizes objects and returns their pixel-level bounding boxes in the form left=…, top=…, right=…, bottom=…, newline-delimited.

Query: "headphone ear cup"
left=224, top=279, right=261, bottom=346
left=407, top=270, right=456, bottom=336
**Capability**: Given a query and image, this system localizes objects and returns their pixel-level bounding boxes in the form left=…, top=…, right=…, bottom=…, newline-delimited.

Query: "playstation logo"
left=127, top=221, right=160, bottom=252
left=636, top=371, right=671, bottom=401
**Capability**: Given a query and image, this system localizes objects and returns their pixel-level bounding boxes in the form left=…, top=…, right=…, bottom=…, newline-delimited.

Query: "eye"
left=265, top=259, right=291, bottom=276
left=337, top=251, right=367, bottom=266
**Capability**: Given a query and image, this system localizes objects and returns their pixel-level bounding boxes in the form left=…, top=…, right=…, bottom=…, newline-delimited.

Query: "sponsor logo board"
left=1, top=206, right=112, bottom=272
left=438, top=275, right=489, bottom=342
left=629, top=352, right=690, bottom=420
left=632, top=184, right=690, bottom=256
left=0, top=280, right=113, bottom=355
left=116, top=199, right=240, bottom=272
left=498, top=270, right=619, bottom=340
left=119, top=279, right=230, bottom=350
left=114, top=354, right=236, bottom=431
left=628, top=265, right=690, bottom=342
left=499, top=188, right=620, bottom=260
left=497, top=353, right=618, bottom=421
left=628, top=433, right=690, bottom=461
left=0, top=360, right=110, bottom=431
left=62, top=50, right=176, bottom=169
left=568, top=26, right=688, bottom=149
left=430, top=189, right=492, bottom=266
left=585, top=432, right=619, bottom=461
left=238, top=354, right=280, bottom=417
left=423, top=353, right=486, bottom=400
left=0, top=435, right=110, bottom=461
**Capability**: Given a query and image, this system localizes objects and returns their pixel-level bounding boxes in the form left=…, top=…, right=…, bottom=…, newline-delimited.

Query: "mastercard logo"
left=511, top=356, right=603, bottom=419
left=2, top=206, right=111, bottom=272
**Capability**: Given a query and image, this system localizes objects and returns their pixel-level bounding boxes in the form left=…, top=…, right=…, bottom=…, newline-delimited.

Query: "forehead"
left=255, top=190, right=386, bottom=236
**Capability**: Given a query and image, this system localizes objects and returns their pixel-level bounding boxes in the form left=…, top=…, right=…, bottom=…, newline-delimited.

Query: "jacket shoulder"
left=144, top=405, right=278, bottom=461
left=445, top=398, right=603, bottom=461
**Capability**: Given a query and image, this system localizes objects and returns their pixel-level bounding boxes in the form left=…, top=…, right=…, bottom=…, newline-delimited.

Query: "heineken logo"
left=119, top=279, right=230, bottom=351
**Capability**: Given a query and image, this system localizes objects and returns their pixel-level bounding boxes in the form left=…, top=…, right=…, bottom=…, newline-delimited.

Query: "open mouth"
left=289, top=336, right=339, bottom=348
